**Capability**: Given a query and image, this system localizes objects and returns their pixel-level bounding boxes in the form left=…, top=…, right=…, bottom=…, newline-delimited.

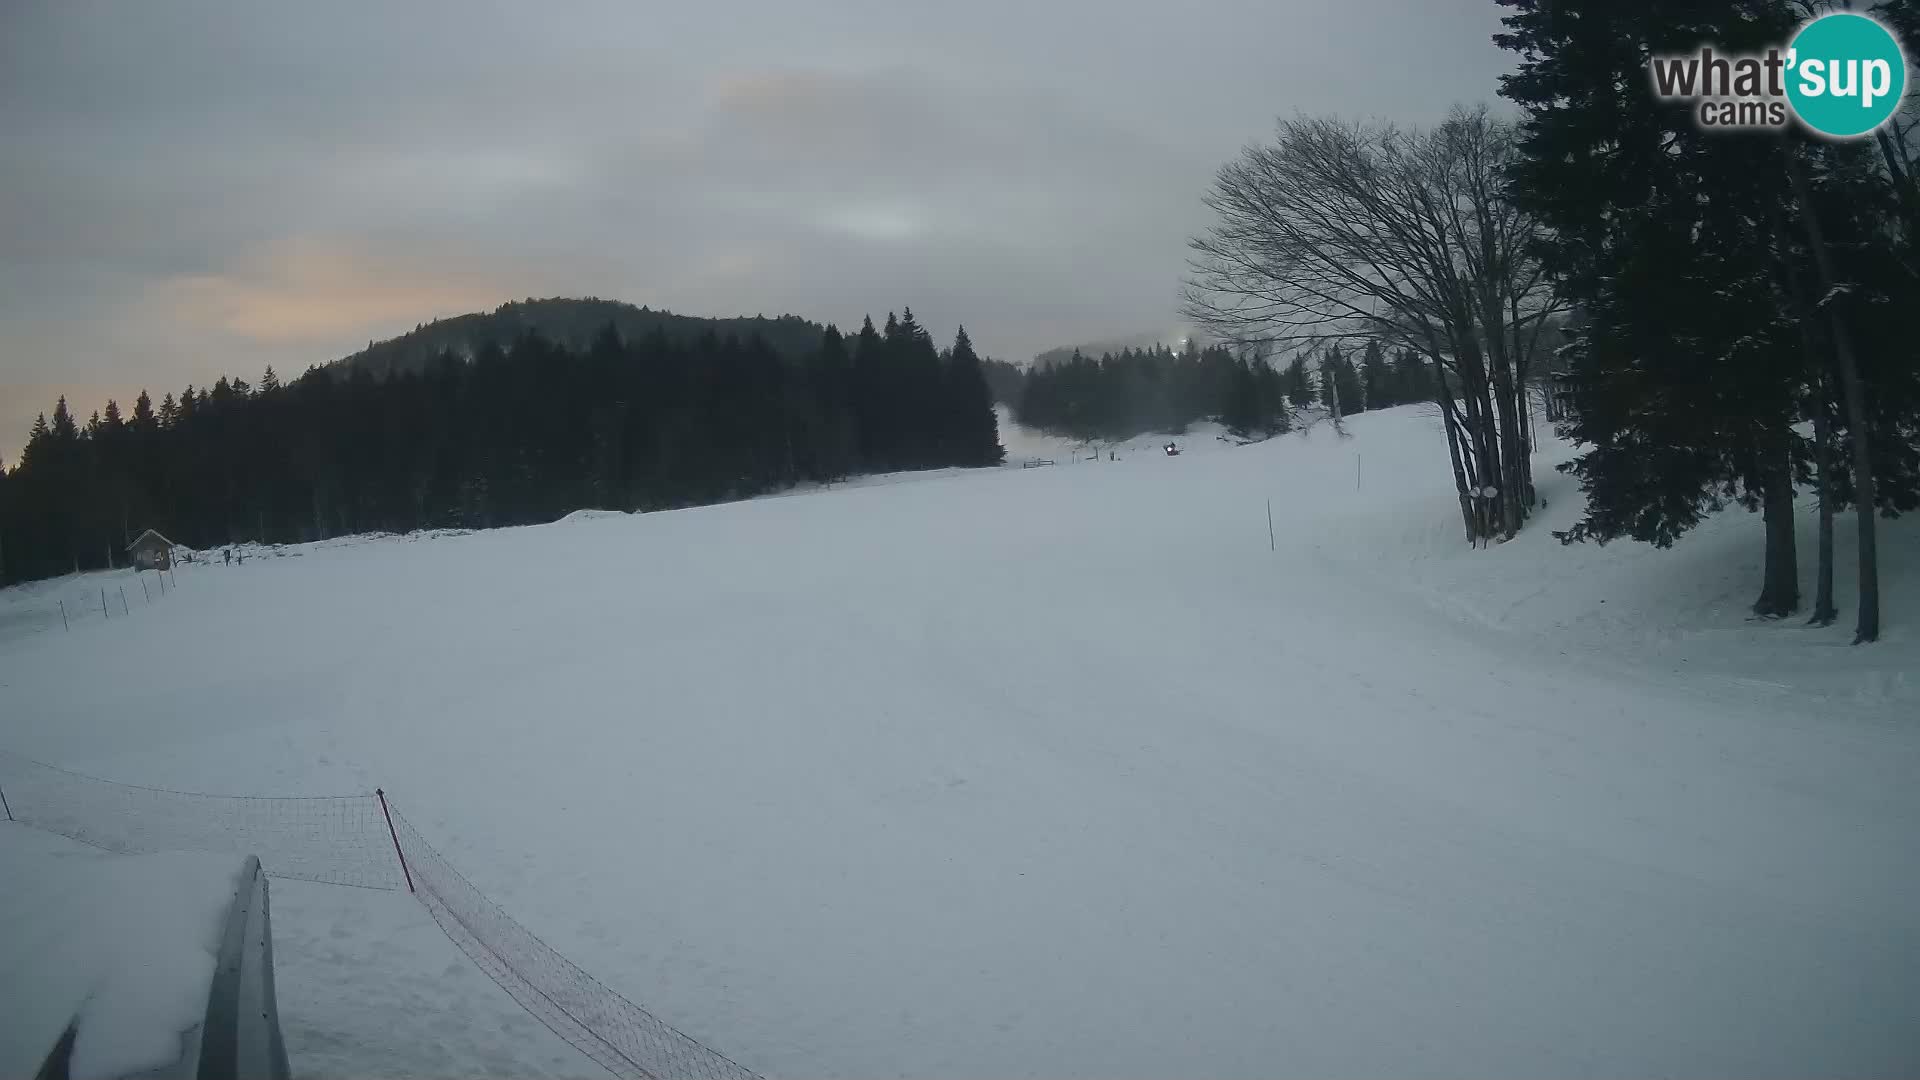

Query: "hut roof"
left=127, top=529, right=177, bottom=551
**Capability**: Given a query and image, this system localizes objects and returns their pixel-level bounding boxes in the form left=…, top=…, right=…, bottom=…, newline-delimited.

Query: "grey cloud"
left=0, top=0, right=1511, bottom=456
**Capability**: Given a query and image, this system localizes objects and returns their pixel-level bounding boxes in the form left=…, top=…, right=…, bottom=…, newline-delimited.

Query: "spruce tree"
left=1282, top=355, right=1315, bottom=409
left=852, top=316, right=890, bottom=469
left=1258, top=360, right=1291, bottom=435
left=891, top=308, right=945, bottom=467
left=1390, top=348, right=1430, bottom=405
left=805, top=325, right=858, bottom=481
left=23, top=414, right=50, bottom=460
left=1497, top=0, right=1811, bottom=616
left=945, top=326, right=1004, bottom=465
left=1359, top=340, right=1393, bottom=410
left=1319, top=347, right=1361, bottom=420
left=51, top=397, right=77, bottom=441
left=1222, top=359, right=1262, bottom=438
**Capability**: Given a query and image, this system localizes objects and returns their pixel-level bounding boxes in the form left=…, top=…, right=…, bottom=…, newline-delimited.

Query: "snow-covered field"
left=2, top=405, right=1916, bottom=1078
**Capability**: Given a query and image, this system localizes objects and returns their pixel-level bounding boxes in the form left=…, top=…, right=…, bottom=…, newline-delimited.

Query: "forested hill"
left=1031, top=330, right=1202, bottom=370
left=0, top=307, right=1004, bottom=585
left=330, top=297, right=828, bottom=380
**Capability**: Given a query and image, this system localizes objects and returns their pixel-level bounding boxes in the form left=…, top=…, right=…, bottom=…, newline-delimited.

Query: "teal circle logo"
left=1786, top=13, right=1907, bottom=138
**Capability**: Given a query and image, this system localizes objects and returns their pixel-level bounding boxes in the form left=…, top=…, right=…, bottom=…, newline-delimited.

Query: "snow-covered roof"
left=126, top=529, right=176, bottom=551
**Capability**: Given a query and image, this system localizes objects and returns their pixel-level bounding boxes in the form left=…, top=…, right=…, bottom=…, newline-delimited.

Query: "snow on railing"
left=0, top=751, right=763, bottom=1080
left=201, top=854, right=294, bottom=1080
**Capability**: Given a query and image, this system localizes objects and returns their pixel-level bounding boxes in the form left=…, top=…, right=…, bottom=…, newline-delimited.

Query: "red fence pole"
left=376, top=789, right=415, bottom=893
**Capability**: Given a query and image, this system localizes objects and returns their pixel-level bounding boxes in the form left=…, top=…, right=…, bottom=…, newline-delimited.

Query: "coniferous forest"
left=1493, top=0, right=1920, bottom=641
left=0, top=307, right=1001, bottom=584
left=1177, top=0, right=1920, bottom=642
left=1014, top=342, right=1280, bottom=442
left=1014, top=339, right=1436, bottom=444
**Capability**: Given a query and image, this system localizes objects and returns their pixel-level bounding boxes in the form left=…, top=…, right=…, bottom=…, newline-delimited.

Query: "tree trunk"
left=1789, top=154, right=1880, bottom=643
left=1429, top=353, right=1478, bottom=544
left=1771, top=204, right=1838, bottom=627
left=1452, top=338, right=1502, bottom=538
left=1517, top=377, right=1538, bottom=507
left=1490, top=356, right=1526, bottom=539
left=1323, top=357, right=1348, bottom=437
left=1752, top=436, right=1799, bottom=617
left=1481, top=299, right=1536, bottom=534
left=1474, top=388, right=1505, bottom=535
left=1441, top=401, right=1476, bottom=543
left=1514, top=302, right=1543, bottom=439
left=1476, top=302, right=1519, bottom=537
left=1810, top=396, right=1838, bottom=625
left=1873, top=128, right=1920, bottom=256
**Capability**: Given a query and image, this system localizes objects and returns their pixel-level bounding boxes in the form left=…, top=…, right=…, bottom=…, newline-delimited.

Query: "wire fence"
left=390, top=809, right=763, bottom=1080
left=0, top=752, right=403, bottom=889
left=0, top=567, right=179, bottom=642
left=0, top=751, right=763, bottom=1080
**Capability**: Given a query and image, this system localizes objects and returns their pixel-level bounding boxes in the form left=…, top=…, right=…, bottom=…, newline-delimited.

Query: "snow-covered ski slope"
left=2, top=405, right=1916, bottom=1079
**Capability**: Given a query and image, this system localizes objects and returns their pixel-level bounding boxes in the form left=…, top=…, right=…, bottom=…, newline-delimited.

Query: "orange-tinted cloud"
left=146, top=239, right=511, bottom=345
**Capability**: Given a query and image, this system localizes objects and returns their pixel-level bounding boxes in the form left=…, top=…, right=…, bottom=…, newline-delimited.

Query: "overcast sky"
left=0, top=0, right=1511, bottom=460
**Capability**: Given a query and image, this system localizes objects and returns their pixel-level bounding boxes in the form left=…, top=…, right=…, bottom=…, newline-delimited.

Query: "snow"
left=268, top=877, right=587, bottom=1079
left=0, top=568, right=151, bottom=643
left=2, top=405, right=1917, bottom=1078
left=993, top=404, right=1243, bottom=464
left=0, top=825, right=243, bottom=1080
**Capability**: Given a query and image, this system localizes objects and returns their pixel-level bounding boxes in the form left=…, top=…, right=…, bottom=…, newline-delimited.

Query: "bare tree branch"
left=1183, top=107, right=1565, bottom=543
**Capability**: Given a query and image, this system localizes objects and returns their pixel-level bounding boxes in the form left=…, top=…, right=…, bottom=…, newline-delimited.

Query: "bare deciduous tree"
left=1184, top=105, right=1565, bottom=545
